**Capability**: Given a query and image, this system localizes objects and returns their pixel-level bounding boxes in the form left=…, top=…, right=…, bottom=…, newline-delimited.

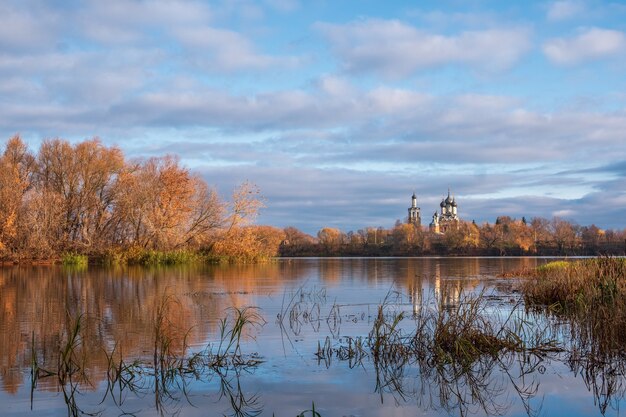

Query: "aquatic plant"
left=296, top=402, right=322, bottom=417
left=315, top=290, right=561, bottom=416
left=28, top=296, right=266, bottom=417
left=29, top=313, right=99, bottom=417
left=61, top=252, right=88, bottom=266
left=523, top=257, right=626, bottom=311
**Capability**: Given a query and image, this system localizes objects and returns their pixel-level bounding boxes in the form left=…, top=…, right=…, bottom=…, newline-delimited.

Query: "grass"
left=315, top=290, right=562, bottom=416
left=315, top=290, right=561, bottom=415
left=30, top=295, right=266, bottom=417
left=317, top=290, right=561, bottom=369
left=30, top=313, right=96, bottom=417
left=523, top=257, right=626, bottom=311
left=98, top=248, right=203, bottom=266
left=61, top=253, right=88, bottom=266
left=64, top=247, right=277, bottom=266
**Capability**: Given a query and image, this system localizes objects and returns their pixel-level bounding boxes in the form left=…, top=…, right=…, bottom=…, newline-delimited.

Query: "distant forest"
left=280, top=219, right=626, bottom=257
left=1, top=136, right=624, bottom=264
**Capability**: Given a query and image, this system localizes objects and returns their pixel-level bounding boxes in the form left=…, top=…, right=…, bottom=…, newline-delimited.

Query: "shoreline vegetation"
left=0, top=136, right=284, bottom=265
left=1, top=136, right=625, bottom=265
left=522, top=257, right=626, bottom=312
left=279, top=218, right=626, bottom=258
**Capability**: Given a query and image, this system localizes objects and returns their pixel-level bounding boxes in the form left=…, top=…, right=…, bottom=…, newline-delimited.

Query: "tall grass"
left=523, top=257, right=626, bottom=311
left=30, top=295, right=266, bottom=417
left=316, top=290, right=560, bottom=415
left=30, top=313, right=95, bottom=417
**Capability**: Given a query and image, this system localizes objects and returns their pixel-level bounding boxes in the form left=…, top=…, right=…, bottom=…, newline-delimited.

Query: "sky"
left=1, top=0, right=626, bottom=234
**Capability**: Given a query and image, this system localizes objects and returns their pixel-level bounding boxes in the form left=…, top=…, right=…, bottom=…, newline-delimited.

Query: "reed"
left=318, top=290, right=561, bottom=371
left=29, top=313, right=98, bottom=417
left=315, top=290, right=561, bottom=416
left=296, top=402, right=322, bottom=417
left=523, top=257, right=626, bottom=312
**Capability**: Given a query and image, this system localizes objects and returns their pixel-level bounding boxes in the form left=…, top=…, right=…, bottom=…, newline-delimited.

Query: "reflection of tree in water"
left=0, top=262, right=310, bottom=393
left=27, top=303, right=264, bottom=417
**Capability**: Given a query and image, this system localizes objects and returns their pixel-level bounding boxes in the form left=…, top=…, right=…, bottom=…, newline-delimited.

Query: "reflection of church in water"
left=407, top=189, right=460, bottom=234
left=406, top=259, right=480, bottom=316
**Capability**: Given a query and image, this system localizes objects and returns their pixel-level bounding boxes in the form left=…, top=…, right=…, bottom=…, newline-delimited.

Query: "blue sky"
left=1, top=0, right=626, bottom=234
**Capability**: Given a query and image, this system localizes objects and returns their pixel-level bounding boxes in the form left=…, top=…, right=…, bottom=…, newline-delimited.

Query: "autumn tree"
left=443, top=221, right=479, bottom=254
left=390, top=223, right=424, bottom=254
left=35, top=138, right=124, bottom=251
left=0, top=136, right=264, bottom=261
left=112, top=156, right=224, bottom=250
left=211, top=225, right=285, bottom=261
left=210, top=181, right=268, bottom=260
left=0, top=136, right=35, bottom=257
left=551, top=217, right=579, bottom=254
left=317, top=227, right=344, bottom=253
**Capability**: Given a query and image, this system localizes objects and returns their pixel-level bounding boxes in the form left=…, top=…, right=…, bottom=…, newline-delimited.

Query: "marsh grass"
left=61, top=253, right=88, bottom=267
left=98, top=248, right=202, bottom=265
left=523, top=257, right=626, bottom=311
left=519, top=258, right=626, bottom=415
left=30, top=295, right=266, bottom=417
left=296, top=402, right=322, bottom=417
left=30, top=313, right=99, bottom=417
left=316, top=290, right=561, bottom=416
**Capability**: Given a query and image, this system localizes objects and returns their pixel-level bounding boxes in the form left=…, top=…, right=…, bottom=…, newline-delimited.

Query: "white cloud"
left=0, top=4, right=59, bottom=51
left=543, top=27, right=626, bottom=65
left=174, top=26, right=280, bottom=71
left=316, top=19, right=532, bottom=77
left=547, top=1, right=585, bottom=21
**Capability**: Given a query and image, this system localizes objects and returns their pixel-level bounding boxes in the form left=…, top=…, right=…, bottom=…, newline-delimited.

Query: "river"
left=0, top=257, right=622, bottom=416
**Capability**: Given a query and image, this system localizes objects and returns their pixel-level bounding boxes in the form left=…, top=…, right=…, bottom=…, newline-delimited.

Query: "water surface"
left=0, top=257, right=621, bottom=416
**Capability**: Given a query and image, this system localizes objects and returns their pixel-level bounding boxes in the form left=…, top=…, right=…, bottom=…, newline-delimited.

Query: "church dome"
left=440, top=199, right=445, bottom=207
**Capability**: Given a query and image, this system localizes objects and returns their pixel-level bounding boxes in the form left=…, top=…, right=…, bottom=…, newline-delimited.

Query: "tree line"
left=3, top=136, right=624, bottom=263
left=0, top=136, right=284, bottom=263
left=281, top=217, right=626, bottom=257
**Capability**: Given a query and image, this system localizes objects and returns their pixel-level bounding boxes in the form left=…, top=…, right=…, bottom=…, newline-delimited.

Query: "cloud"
left=547, top=1, right=585, bottom=21
left=543, top=27, right=626, bottom=65
left=173, top=26, right=300, bottom=71
left=0, top=3, right=60, bottom=51
left=1, top=1, right=626, bottom=233
left=194, top=162, right=626, bottom=234
left=77, top=0, right=214, bottom=45
left=316, top=19, right=532, bottom=77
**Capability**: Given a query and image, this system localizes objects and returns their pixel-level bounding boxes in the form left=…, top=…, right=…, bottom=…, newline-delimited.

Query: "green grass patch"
left=61, top=252, right=88, bottom=266
left=536, top=260, right=570, bottom=273
left=129, top=249, right=202, bottom=265
left=96, top=248, right=203, bottom=265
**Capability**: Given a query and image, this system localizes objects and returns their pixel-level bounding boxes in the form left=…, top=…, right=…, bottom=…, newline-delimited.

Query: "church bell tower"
left=407, top=192, right=421, bottom=226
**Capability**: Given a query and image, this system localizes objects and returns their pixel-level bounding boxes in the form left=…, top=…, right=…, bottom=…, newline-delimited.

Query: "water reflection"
left=2, top=258, right=624, bottom=417
left=0, top=263, right=286, bottom=398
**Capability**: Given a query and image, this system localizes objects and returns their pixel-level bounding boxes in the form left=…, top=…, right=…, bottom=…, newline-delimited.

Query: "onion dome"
left=440, top=199, right=445, bottom=208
